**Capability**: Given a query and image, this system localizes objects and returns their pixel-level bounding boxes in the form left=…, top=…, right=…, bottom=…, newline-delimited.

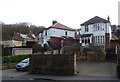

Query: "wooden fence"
left=29, top=54, right=76, bottom=75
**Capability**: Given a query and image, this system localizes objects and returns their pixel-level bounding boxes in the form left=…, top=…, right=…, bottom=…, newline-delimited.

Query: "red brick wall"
left=50, top=37, right=63, bottom=49
left=63, top=39, right=79, bottom=46
left=105, top=33, right=110, bottom=44
left=50, top=37, right=79, bottom=49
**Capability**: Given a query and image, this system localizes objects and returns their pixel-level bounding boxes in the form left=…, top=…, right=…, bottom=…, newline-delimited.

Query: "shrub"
left=3, top=54, right=30, bottom=63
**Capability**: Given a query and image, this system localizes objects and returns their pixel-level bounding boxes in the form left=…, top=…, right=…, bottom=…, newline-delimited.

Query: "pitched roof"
left=49, top=22, right=75, bottom=31
left=81, top=16, right=110, bottom=26
left=13, top=33, right=24, bottom=41
left=13, top=32, right=35, bottom=41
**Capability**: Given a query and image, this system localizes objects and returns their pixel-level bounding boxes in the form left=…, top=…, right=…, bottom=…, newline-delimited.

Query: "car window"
left=21, top=58, right=29, bottom=63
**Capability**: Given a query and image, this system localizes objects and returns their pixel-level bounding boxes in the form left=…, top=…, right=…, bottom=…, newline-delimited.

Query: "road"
left=2, top=62, right=119, bottom=80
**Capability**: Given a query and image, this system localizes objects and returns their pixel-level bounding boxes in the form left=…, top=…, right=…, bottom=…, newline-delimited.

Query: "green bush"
left=3, top=54, right=30, bottom=63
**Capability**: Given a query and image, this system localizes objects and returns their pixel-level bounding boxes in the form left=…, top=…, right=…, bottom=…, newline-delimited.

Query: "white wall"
left=46, top=28, right=75, bottom=38
left=81, top=23, right=111, bottom=36
left=12, top=48, right=32, bottom=55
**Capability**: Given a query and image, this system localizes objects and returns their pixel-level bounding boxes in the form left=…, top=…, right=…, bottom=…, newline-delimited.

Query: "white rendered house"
left=36, top=21, right=76, bottom=46
left=80, top=16, right=112, bottom=46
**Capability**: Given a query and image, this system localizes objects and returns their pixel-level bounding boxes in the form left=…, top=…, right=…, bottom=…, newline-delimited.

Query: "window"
left=94, top=23, right=102, bottom=31
left=85, top=39, right=87, bottom=44
left=65, top=31, right=67, bottom=36
left=94, top=24, right=97, bottom=31
left=103, top=36, right=105, bottom=44
left=100, top=24, right=102, bottom=31
left=88, top=38, right=90, bottom=43
left=85, top=25, right=89, bottom=32
left=101, top=36, right=102, bottom=44
left=98, top=36, right=100, bottom=44
left=82, top=39, right=84, bottom=43
left=98, top=24, right=100, bottom=31
left=45, top=31, right=47, bottom=36
left=96, top=36, right=98, bottom=44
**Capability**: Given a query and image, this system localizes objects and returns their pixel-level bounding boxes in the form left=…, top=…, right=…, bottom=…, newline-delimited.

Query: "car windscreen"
left=21, top=58, right=29, bottom=63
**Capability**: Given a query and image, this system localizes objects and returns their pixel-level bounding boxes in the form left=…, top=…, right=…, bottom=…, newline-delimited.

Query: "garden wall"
left=44, top=44, right=106, bottom=62
left=61, top=44, right=106, bottom=62
left=29, top=54, right=76, bottom=75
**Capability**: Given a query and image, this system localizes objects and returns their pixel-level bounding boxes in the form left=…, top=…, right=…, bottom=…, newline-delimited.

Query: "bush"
left=3, top=54, right=30, bottom=63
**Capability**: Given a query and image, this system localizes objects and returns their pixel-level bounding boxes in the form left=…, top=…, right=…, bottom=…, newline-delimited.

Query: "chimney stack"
left=107, top=15, right=110, bottom=21
left=52, top=20, right=57, bottom=25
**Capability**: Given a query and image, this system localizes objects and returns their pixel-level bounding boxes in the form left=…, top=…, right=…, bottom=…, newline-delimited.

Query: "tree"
left=2, top=23, right=46, bottom=40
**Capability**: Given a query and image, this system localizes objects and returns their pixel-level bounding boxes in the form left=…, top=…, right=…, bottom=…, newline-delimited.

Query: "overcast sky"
left=0, top=0, right=119, bottom=29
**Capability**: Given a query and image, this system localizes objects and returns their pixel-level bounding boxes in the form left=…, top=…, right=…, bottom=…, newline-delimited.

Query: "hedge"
left=3, top=54, right=30, bottom=63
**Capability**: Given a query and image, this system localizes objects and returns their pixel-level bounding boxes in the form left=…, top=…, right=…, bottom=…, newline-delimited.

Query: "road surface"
left=2, top=62, right=119, bottom=80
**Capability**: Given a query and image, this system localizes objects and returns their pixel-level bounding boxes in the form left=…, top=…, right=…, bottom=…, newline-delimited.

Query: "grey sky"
left=0, top=0, right=119, bottom=29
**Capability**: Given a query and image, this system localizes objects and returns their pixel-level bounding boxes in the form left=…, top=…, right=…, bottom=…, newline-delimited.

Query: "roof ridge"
left=81, top=16, right=109, bottom=26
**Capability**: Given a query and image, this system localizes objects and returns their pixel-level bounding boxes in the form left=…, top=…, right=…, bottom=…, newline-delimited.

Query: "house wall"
left=2, top=40, right=23, bottom=47
left=43, top=28, right=75, bottom=38
left=81, top=23, right=109, bottom=35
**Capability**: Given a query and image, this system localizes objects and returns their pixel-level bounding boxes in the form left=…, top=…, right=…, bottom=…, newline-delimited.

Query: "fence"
left=29, top=54, right=76, bottom=75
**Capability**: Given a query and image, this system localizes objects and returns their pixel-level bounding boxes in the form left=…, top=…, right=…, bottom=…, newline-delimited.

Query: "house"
left=111, top=25, right=120, bottom=39
left=13, top=32, right=36, bottom=46
left=80, top=16, right=112, bottom=47
left=1, top=32, right=36, bottom=47
left=36, top=21, right=79, bottom=49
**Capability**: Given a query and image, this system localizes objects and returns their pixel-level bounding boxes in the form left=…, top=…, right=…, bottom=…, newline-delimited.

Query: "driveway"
left=2, top=62, right=119, bottom=80
left=77, top=62, right=117, bottom=77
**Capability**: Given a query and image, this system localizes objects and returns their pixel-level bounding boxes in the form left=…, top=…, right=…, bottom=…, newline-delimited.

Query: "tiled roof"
left=81, top=16, right=110, bottom=26
left=49, top=22, right=75, bottom=31
left=13, top=32, right=35, bottom=41
left=13, top=33, right=24, bottom=41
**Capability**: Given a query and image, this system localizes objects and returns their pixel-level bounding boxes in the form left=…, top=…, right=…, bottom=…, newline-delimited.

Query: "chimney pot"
left=52, top=20, right=57, bottom=25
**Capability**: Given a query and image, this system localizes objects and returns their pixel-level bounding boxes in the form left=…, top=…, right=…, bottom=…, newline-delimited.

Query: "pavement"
left=2, top=62, right=120, bottom=80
